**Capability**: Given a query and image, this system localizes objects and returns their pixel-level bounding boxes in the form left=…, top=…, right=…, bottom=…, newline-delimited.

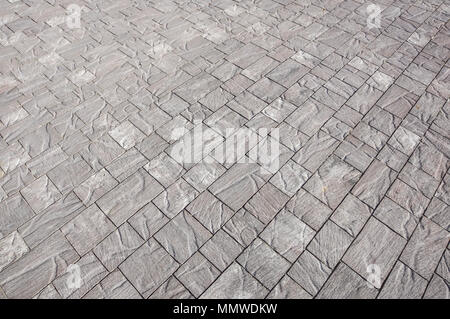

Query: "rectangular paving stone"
left=352, top=159, right=397, bottom=208
left=400, top=217, right=449, bottom=280
left=343, top=218, right=407, bottom=286
left=61, top=204, right=115, bottom=256
left=248, top=78, right=286, bottom=104
left=267, top=59, right=309, bottom=88
left=183, top=156, right=226, bottom=192
left=119, top=239, right=179, bottom=298
left=226, top=43, right=267, bottom=69
left=267, top=276, right=312, bottom=299
left=200, top=229, right=243, bottom=272
left=286, top=99, right=334, bottom=136
left=148, top=276, right=193, bottom=299
left=0, top=231, right=78, bottom=298
left=387, top=179, right=429, bottom=218
left=108, top=120, right=145, bottom=150
left=269, top=160, right=310, bottom=196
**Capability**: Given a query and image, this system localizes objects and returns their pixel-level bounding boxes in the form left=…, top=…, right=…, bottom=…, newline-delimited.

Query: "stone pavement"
left=0, top=0, right=449, bottom=299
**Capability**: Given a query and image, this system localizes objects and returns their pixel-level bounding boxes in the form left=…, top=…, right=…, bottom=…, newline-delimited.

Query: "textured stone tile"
left=378, top=262, right=428, bottom=299
left=129, top=106, right=171, bottom=135
left=343, top=218, right=407, bottom=286
left=270, top=160, right=310, bottom=196
left=155, top=210, right=211, bottom=263
left=352, top=122, right=389, bottom=152
left=267, top=59, right=309, bottom=88
left=84, top=270, right=141, bottom=299
left=286, top=99, right=334, bottom=136
left=223, top=208, right=265, bottom=247
left=346, top=84, right=383, bottom=115
left=175, top=252, right=220, bottom=298
left=331, top=194, right=372, bottom=237
left=374, top=197, right=418, bottom=239
left=0, top=231, right=29, bottom=273
left=183, top=156, right=226, bottom=192
left=119, top=239, right=179, bottom=298
left=293, top=131, right=339, bottom=172
left=288, top=250, right=332, bottom=296
left=334, top=135, right=377, bottom=172
left=0, top=142, right=30, bottom=174
left=53, top=252, right=108, bottom=299
left=0, top=195, right=35, bottom=238
left=387, top=179, right=429, bottom=218
left=353, top=159, right=397, bottom=208
left=153, top=179, right=198, bottom=219
left=237, top=238, right=290, bottom=289
left=105, top=148, right=147, bottom=182
left=136, top=133, right=169, bottom=160
left=286, top=189, right=333, bottom=231
left=399, top=163, right=440, bottom=199
left=48, top=155, right=94, bottom=195
left=144, top=153, right=185, bottom=188
left=74, top=169, right=118, bottom=207
left=260, top=209, right=315, bottom=262
left=436, top=250, right=450, bottom=283
left=21, top=175, right=61, bottom=214
left=201, top=262, right=268, bottom=299
left=128, top=202, right=167, bottom=241
left=400, top=217, right=449, bottom=280
left=0, top=231, right=78, bottom=298
left=149, top=276, right=193, bottom=299
left=226, top=43, right=267, bottom=69
left=186, top=190, right=233, bottom=234
left=173, top=72, right=220, bottom=104
left=308, top=220, right=353, bottom=269
left=200, top=229, right=242, bottom=272
left=209, top=161, right=269, bottom=211
left=435, top=173, right=450, bottom=205
left=81, top=134, right=125, bottom=171
left=228, top=91, right=267, bottom=120
left=388, top=126, right=421, bottom=156
left=109, top=120, right=145, bottom=150
left=199, top=87, right=233, bottom=112
left=317, top=263, right=378, bottom=299
left=242, top=56, right=280, bottom=81
left=304, top=155, right=361, bottom=210
left=18, top=192, right=84, bottom=249
left=244, top=183, right=290, bottom=225
left=248, top=77, right=286, bottom=104
left=61, top=204, right=115, bottom=256
left=33, top=284, right=61, bottom=299
left=93, top=223, right=144, bottom=272
left=155, top=115, right=193, bottom=144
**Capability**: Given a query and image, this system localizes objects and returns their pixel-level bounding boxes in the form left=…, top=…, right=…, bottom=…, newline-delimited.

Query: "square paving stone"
left=200, top=229, right=243, bottom=271
left=21, top=175, right=61, bottom=214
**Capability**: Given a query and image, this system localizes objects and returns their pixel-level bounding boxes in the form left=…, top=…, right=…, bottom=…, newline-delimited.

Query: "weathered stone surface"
left=400, top=217, right=449, bottom=280
left=153, top=179, right=198, bottom=218
left=84, top=270, right=142, bottom=299
left=343, top=218, right=407, bottom=286
left=155, top=211, right=211, bottom=264
left=0, top=231, right=29, bottom=273
left=378, top=262, right=428, bottom=299
left=331, top=194, right=372, bottom=237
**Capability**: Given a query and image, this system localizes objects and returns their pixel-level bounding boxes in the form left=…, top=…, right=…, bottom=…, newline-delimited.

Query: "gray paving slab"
left=0, top=0, right=448, bottom=299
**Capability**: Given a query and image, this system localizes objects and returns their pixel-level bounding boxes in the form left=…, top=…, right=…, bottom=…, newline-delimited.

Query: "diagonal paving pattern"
left=0, top=0, right=449, bottom=299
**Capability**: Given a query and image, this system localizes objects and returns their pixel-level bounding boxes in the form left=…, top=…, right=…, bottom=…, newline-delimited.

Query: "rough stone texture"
left=0, top=0, right=448, bottom=299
